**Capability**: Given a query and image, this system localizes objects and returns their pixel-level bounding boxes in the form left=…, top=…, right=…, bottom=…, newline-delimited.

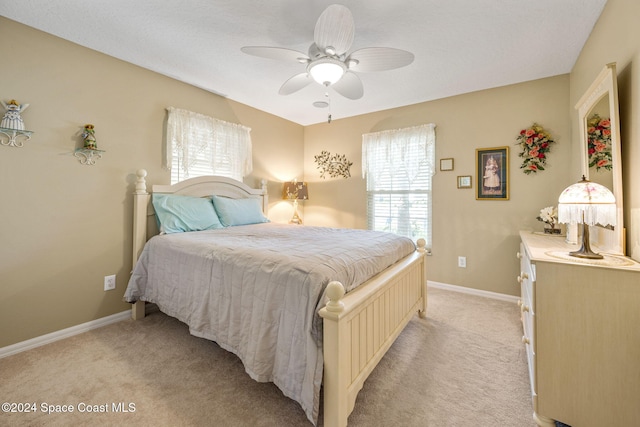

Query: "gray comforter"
left=124, top=223, right=415, bottom=424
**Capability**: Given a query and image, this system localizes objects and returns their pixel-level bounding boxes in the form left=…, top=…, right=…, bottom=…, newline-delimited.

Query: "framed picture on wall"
left=457, top=175, right=472, bottom=189
left=440, top=158, right=454, bottom=171
left=476, top=146, right=509, bottom=200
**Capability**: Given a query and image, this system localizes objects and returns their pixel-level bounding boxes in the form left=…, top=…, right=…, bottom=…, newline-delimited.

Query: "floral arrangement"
left=537, top=206, right=558, bottom=232
left=515, top=123, right=555, bottom=174
left=587, top=113, right=612, bottom=171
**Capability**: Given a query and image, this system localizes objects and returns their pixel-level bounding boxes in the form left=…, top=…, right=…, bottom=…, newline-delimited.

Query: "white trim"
left=1, top=284, right=515, bottom=360
left=428, top=280, right=519, bottom=303
left=0, top=310, right=131, bottom=359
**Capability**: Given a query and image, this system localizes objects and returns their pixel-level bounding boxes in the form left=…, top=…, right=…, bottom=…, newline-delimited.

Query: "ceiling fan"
left=241, top=4, right=414, bottom=100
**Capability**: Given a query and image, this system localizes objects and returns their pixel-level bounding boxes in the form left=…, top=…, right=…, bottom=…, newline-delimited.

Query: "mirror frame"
left=574, top=63, right=624, bottom=255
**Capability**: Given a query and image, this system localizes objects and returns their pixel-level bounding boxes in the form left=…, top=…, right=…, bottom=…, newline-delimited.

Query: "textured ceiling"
left=0, top=0, right=607, bottom=125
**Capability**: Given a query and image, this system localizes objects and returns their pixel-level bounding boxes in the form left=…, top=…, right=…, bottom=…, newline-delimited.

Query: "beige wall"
left=4, top=0, right=634, bottom=348
left=0, top=18, right=303, bottom=347
left=304, top=76, right=572, bottom=296
left=569, top=0, right=640, bottom=261
left=302, top=0, right=640, bottom=297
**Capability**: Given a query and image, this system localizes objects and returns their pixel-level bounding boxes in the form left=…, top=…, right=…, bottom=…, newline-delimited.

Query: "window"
left=362, top=124, right=436, bottom=247
left=166, top=107, right=252, bottom=184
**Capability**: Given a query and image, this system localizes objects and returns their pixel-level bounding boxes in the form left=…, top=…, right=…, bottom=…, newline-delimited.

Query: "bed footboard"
left=319, top=240, right=427, bottom=427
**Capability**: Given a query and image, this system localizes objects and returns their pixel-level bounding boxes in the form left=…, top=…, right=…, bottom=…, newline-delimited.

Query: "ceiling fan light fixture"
left=242, top=5, right=413, bottom=101
left=308, top=58, right=346, bottom=86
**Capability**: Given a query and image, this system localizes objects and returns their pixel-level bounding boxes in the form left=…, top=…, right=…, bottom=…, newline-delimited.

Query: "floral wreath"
left=587, top=113, right=612, bottom=171
left=515, top=123, right=555, bottom=174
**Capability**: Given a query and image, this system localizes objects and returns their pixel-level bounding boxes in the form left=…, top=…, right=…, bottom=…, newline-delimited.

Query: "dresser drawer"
left=517, top=242, right=536, bottom=395
left=522, top=310, right=536, bottom=395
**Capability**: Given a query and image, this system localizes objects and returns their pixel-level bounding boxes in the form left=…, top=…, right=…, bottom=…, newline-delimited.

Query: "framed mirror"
left=575, top=63, right=624, bottom=255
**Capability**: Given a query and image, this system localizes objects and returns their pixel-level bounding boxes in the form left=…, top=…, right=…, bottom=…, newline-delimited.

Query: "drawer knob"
left=521, top=304, right=530, bottom=313
left=516, top=251, right=522, bottom=259
left=522, top=336, right=530, bottom=345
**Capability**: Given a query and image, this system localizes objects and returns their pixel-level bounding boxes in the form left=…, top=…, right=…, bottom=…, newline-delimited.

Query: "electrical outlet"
left=104, top=274, right=116, bottom=291
left=458, top=256, right=467, bottom=268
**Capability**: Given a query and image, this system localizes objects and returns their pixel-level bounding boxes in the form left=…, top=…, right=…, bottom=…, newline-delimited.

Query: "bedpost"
left=260, top=179, right=269, bottom=214
left=132, top=169, right=149, bottom=320
left=416, top=238, right=428, bottom=318
left=320, top=281, right=349, bottom=427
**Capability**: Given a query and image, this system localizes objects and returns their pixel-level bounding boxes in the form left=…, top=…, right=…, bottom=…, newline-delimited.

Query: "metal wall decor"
left=314, top=150, right=353, bottom=179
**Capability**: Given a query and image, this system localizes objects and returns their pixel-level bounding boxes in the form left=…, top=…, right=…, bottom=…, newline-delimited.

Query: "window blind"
left=362, top=124, right=436, bottom=246
left=166, top=107, right=252, bottom=184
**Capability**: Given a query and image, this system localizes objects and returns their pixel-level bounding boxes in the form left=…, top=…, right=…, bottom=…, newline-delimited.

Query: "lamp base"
left=569, top=249, right=604, bottom=260
left=289, top=199, right=303, bottom=225
left=289, top=212, right=303, bottom=225
left=569, top=223, right=603, bottom=259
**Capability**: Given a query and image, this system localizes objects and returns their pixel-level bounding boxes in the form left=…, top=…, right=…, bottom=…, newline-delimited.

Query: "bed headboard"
left=132, top=169, right=268, bottom=266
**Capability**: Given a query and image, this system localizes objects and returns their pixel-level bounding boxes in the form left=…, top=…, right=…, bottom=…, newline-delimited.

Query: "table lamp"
left=557, top=176, right=616, bottom=259
left=283, top=180, right=309, bottom=224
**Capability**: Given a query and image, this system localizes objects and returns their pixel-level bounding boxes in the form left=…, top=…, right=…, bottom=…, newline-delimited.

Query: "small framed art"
left=440, top=158, right=454, bottom=171
left=457, top=175, right=472, bottom=189
left=476, top=146, right=509, bottom=200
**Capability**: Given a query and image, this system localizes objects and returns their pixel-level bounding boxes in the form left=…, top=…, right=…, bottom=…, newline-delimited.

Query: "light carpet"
left=0, top=287, right=536, bottom=426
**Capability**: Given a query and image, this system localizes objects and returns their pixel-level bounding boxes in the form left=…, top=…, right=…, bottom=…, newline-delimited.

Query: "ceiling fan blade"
left=347, top=47, right=415, bottom=72
left=331, top=71, right=363, bottom=100
left=314, top=5, right=354, bottom=56
left=241, top=46, right=309, bottom=63
left=279, top=73, right=313, bottom=95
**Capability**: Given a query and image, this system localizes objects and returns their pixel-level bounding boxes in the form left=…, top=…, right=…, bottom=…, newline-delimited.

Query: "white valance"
left=362, top=123, right=436, bottom=188
left=166, top=107, right=252, bottom=180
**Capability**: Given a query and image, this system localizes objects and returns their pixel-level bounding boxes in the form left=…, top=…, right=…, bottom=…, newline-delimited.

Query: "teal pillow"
left=152, top=193, right=223, bottom=234
left=211, top=195, right=269, bottom=227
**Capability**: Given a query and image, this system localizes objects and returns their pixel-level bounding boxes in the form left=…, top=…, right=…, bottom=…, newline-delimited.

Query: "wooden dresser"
left=518, top=231, right=640, bottom=427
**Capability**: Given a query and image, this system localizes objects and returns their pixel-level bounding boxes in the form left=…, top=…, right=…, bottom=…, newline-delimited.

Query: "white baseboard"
left=1, top=284, right=516, bottom=359
left=0, top=310, right=131, bottom=359
left=428, top=280, right=519, bottom=303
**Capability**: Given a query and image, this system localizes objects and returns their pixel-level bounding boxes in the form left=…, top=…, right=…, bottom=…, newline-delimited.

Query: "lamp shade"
left=557, top=176, right=616, bottom=226
left=283, top=181, right=309, bottom=200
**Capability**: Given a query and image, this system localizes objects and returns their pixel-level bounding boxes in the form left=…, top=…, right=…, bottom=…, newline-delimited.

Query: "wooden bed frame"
left=130, top=169, right=427, bottom=427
